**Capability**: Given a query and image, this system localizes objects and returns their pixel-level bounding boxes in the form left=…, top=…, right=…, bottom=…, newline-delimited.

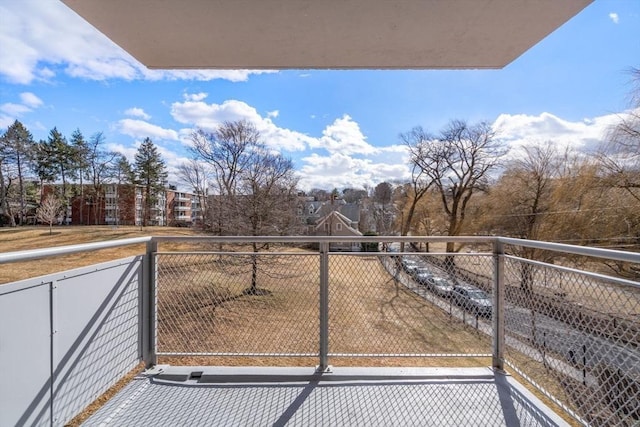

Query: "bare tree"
left=177, top=159, right=211, bottom=227
left=394, top=153, right=434, bottom=250
left=190, top=120, right=299, bottom=294
left=405, top=119, right=505, bottom=256
left=483, top=142, right=562, bottom=291
left=488, top=142, right=560, bottom=239
left=191, top=120, right=261, bottom=235
left=240, top=153, right=299, bottom=293
left=0, top=151, right=15, bottom=226
left=191, top=120, right=260, bottom=197
left=86, top=132, right=119, bottom=225
left=112, top=154, right=135, bottom=226
left=37, top=194, right=63, bottom=235
left=597, top=68, right=640, bottom=204
left=371, top=182, right=394, bottom=234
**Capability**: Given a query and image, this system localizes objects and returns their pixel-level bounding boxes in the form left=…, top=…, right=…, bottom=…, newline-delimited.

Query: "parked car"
left=451, top=284, right=492, bottom=317
left=427, top=276, right=455, bottom=298
left=401, top=258, right=421, bottom=275
left=413, top=268, right=434, bottom=285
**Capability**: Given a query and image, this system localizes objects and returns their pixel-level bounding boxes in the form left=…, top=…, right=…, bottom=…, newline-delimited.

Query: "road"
left=381, top=256, right=640, bottom=385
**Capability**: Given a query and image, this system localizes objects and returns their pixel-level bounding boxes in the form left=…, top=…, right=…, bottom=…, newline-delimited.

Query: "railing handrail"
left=149, top=235, right=493, bottom=244
left=497, top=236, right=640, bottom=264
left=0, top=236, right=152, bottom=264
left=1, top=234, right=638, bottom=265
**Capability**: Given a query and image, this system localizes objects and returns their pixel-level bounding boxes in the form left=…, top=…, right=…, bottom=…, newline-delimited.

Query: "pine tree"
left=45, top=128, right=75, bottom=224
left=134, top=137, right=168, bottom=227
left=70, top=129, right=89, bottom=224
left=0, top=120, right=35, bottom=225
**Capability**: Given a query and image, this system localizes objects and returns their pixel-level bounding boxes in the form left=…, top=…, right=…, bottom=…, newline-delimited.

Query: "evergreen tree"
left=134, top=137, right=168, bottom=226
left=70, top=129, right=90, bottom=224
left=0, top=120, right=35, bottom=225
left=45, top=128, right=75, bottom=223
left=32, top=139, right=57, bottom=195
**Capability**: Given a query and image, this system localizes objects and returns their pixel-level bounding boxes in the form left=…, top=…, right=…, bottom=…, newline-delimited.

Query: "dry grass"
left=64, top=362, right=146, bottom=427
left=0, top=225, right=204, bottom=284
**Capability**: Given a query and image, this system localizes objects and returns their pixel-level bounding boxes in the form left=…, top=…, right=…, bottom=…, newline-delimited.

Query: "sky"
left=0, top=0, right=639, bottom=192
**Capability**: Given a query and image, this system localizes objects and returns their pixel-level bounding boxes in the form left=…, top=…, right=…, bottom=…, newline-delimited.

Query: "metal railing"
left=1, top=235, right=638, bottom=426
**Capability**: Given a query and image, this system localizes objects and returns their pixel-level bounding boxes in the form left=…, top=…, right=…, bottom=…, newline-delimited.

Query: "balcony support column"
left=492, top=239, right=505, bottom=371
left=142, top=239, right=158, bottom=368
left=318, top=242, right=330, bottom=372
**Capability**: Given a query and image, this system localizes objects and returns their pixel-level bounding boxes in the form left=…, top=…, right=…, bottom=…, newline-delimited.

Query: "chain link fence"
left=327, top=252, right=494, bottom=360
left=156, top=247, right=320, bottom=357
left=155, top=240, right=496, bottom=363
left=151, top=236, right=640, bottom=425
left=501, top=244, right=640, bottom=427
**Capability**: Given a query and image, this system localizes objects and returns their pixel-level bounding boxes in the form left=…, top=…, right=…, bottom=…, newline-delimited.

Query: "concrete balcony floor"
left=83, top=366, right=569, bottom=426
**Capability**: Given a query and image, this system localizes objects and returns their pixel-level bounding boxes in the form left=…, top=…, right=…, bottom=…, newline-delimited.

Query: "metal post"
left=318, top=242, right=330, bottom=372
left=492, top=240, right=505, bottom=370
left=142, top=239, right=158, bottom=368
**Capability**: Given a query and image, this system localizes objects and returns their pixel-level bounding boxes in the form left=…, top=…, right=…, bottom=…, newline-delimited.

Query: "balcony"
left=0, top=236, right=638, bottom=426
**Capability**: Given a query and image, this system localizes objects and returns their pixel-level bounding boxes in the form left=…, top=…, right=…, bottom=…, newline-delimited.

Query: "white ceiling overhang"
left=62, top=0, right=592, bottom=70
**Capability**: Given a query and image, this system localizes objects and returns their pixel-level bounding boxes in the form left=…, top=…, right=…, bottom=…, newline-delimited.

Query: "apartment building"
left=42, top=184, right=198, bottom=227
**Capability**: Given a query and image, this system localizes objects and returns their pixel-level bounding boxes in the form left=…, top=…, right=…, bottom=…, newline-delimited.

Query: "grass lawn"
left=0, top=225, right=203, bottom=284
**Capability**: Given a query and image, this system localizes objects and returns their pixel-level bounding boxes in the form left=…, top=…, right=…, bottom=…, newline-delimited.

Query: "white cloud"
left=118, top=119, right=180, bottom=141
left=0, top=1, right=276, bottom=84
left=183, top=92, right=208, bottom=102
left=107, top=143, right=138, bottom=162
left=171, top=99, right=315, bottom=151
left=492, top=111, right=623, bottom=159
left=313, top=115, right=379, bottom=155
left=609, top=12, right=619, bottom=24
left=0, top=103, right=32, bottom=116
left=297, top=152, right=409, bottom=191
left=267, top=110, right=279, bottom=118
left=124, top=107, right=151, bottom=120
left=0, top=92, right=45, bottom=119
left=20, top=92, right=43, bottom=108
left=170, top=98, right=408, bottom=189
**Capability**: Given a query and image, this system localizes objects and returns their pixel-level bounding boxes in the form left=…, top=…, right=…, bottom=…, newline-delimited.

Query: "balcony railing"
left=0, top=236, right=638, bottom=426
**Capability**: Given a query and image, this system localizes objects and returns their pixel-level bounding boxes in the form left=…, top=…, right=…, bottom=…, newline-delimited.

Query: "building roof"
left=315, top=210, right=363, bottom=236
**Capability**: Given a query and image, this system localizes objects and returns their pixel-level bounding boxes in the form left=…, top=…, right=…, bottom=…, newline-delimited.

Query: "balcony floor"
left=82, top=366, right=569, bottom=426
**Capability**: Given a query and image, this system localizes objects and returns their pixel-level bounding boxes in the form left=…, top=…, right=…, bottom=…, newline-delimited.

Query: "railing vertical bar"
left=318, top=242, right=330, bottom=372
left=49, top=280, right=57, bottom=426
left=492, top=239, right=505, bottom=370
left=142, top=239, right=158, bottom=368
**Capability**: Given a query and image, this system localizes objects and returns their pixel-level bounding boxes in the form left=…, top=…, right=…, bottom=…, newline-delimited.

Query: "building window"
left=336, top=223, right=342, bottom=231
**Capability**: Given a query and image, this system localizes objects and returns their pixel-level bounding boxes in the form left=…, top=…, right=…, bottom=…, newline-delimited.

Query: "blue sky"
left=0, top=0, right=639, bottom=191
